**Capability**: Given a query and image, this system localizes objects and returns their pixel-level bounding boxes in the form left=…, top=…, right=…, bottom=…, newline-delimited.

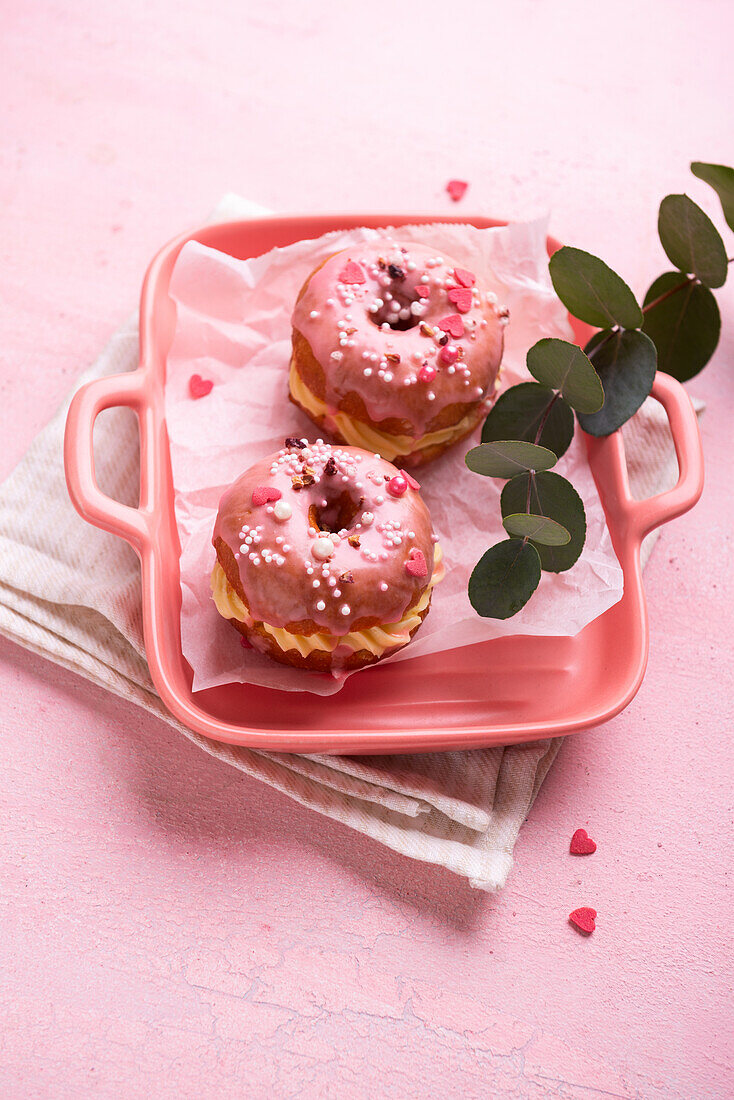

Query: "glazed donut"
left=211, top=438, right=444, bottom=672
left=289, top=237, right=507, bottom=467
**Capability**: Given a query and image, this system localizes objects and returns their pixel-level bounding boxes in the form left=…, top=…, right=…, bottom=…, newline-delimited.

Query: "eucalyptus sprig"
left=467, top=160, right=732, bottom=619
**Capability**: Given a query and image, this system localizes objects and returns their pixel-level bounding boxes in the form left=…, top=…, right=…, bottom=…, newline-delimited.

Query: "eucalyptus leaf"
left=578, top=329, right=656, bottom=436
left=642, top=272, right=721, bottom=382
left=658, top=194, right=728, bottom=288
left=465, top=440, right=558, bottom=479
left=691, top=161, right=734, bottom=233
left=526, top=338, right=604, bottom=414
left=481, top=382, right=575, bottom=458
left=468, top=539, right=542, bottom=619
left=549, top=246, right=643, bottom=329
left=502, top=512, right=571, bottom=546
left=501, top=472, right=586, bottom=573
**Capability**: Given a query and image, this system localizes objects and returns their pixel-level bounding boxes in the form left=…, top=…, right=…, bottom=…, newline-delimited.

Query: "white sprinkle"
left=427, top=391, right=436, bottom=401
left=312, top=579, right=320, bottom=588
left=363, top=367, right=372, bottom=377
left=312, top=536, right=334, bottom=563
left=361, top=511, right=374, bottom=526
left=273, top=500, right=292, bottom=522
left=380, top=581, right=388, bottom=592
left=316, top=600, right=326, bottom=611
left=333, top=589, right=341, bottom=598
left=331, top=351, right=343, bottom=361
left=340, top=605, right=351, bottom=616
left=309, top=310, right=320, bottom=319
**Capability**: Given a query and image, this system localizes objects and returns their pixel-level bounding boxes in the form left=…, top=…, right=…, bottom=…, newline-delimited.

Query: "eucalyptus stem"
left=641, top=275, right=694, bottom=314
left=534, top=392, right=560, bottom=443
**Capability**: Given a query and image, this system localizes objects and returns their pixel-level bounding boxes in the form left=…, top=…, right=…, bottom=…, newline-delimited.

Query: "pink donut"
left=290, top=237, right=507, bottom=467
left=211, top=439, right=444, bottom=672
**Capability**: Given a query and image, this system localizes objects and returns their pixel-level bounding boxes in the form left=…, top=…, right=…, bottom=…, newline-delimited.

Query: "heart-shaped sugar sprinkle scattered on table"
left=570, top=828, right=597, bottom=855
left=569, top=907, right=597, bottom=934
left=188, top=374, right=214, bottom=399
left=446, top=179, right=468, bottom=202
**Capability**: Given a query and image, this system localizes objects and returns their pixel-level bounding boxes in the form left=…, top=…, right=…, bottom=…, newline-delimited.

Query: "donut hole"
left=368, top=288, right=421, bottom=332
left=308, top=490, right=364, bottom=534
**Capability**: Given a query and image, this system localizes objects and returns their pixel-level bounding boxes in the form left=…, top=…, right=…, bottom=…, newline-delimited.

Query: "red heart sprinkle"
left=403, top=472, right=421, bottom=490
left=454, top=267, right=476, bottom=288
left=569, top=907, right=596, bottom=934
left=405, top=549, right=428, bottom=577
left=570, top=828, right=597, bottom=855
left=387, top=475, right=408, bottom=497
left=438, top=314, right=465, bottom=338
left=418, top=364, right=437, bottom=383
left=338, top=260, right=366, bottom=285
left=446, top=179, right=468, bottom=202
left=188, top=374, right=214, bottom=399
left=415, top=284, right=430, bottom=298
left=448, top=287, right=473, bottom=313
left=439, top=344, right=458, bottom=365
left=251, top=486, right=282, bottom=506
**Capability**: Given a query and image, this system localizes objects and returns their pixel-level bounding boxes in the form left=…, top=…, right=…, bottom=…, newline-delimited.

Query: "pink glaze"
left=291, top=239, right=506, bottom=436
left=213, top=441, right=435, bottom=634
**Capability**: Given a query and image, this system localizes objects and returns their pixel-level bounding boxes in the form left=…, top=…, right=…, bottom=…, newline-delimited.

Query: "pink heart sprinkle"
left=405, top=549, right=428, bottom=577
left=338, top=260, right=366, bottom=285
left=418, top=364, right=437, bottom=383
left=438, top=314, right=465, bottom=338
left=454, top=267, right=476, bottom=288
left=188, top=374, right=214, bottom=399
left=570, top=829, right=597, bottom=855
left=415, top=284, right=430, bottom=298
left=439, top=345, right=458, bottom=366
left=446, top=179, right=468, bottom=202
left=569, top=907, right=597, bottom=935
left=252, top=486, right=282, bottom=506
left=403, top=472, right=421, bottom=490
left=448, top=287, right=472, bottom=313
left=387, top=475, right=408, bottom=497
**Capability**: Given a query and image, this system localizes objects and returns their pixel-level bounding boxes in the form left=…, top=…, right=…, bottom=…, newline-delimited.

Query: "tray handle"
left=64, top=371, right=152, bottom=552
left=623, top=372, right=704, bottom=542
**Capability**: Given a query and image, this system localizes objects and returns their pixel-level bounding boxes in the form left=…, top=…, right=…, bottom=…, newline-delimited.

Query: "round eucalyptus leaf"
left=578, top=329, right=657, bottom=437
left=658, top=194, right=728, bottom=289
left=481, top=382, right=575, bottom=458
left=502, top=512, right=571, bottom=546
left=526, top=338, right=604, bottom=414
left=549, top=246, right=643, bottom=329
left=465, top=440, right=558, bottom=479
left=642, top=272, right=721, bottom=382
left=468, top=539, right=542, bottom=619
left=691, top=161, right=734, bottom=233
left=501, top=472, right=586, bottom=573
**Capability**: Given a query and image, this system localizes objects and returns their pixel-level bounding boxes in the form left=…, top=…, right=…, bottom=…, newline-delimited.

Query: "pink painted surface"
left=1, top=1, right=732, bottom=1096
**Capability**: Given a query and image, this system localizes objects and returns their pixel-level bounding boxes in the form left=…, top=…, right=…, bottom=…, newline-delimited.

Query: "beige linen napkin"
left=0, top=197, right=698, bottom=891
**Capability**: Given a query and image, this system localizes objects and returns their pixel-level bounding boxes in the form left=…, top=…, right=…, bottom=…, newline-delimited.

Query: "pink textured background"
left=1, top=2, right=732, bottom=1097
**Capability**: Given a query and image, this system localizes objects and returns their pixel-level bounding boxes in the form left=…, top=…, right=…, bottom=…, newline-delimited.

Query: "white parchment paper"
left=165, top=221, right=624, bottom=696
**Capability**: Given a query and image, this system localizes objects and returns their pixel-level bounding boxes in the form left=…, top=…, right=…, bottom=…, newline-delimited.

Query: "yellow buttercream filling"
left=289, top=360, right=478, bottom=462
left=211, top=545, right=444, bottom=658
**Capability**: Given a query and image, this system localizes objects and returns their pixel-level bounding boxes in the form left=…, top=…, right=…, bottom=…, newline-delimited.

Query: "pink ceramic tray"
left=64, top=214, right=704, bottom=754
